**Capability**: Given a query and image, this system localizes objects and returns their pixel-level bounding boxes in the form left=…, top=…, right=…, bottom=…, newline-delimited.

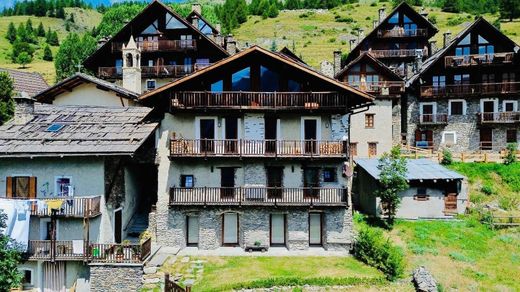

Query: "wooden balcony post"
left=204, top=186, right=207, bottom=205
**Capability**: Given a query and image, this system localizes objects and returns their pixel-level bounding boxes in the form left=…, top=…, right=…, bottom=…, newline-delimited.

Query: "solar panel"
left=46, top=124, right=64, bottom=132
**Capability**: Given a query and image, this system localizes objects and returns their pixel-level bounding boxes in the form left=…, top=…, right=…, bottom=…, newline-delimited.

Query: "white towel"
left=72, top=240, right=84, bottom=254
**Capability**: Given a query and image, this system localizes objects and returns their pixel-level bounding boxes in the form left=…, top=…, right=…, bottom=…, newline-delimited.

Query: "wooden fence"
left=399, top=145, right=520, bottom=163
left=164, top=273, right=191, bottom=292
left=490, top=215, right=520, bottom=229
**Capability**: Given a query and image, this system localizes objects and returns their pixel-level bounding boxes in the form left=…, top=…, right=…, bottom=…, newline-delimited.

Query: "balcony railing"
left=171, top=91, right=351, bottom=110
left=477, top=112, right=520, bottom=124
left=361, top=48, right=428, bottom=58
left=346, top=81, right=405, bottom=96
left=6, top=196, right=101, bottom=218
left=420, top=82, right=520, bottom=98
left=111, top=40, right=197, bottom=52
left=98, top=63, right=210, bottom=79
left=445, top=52, right=514, bottom=67
left=25, top=238, right=152, bottom=264
left=170, top=187, right=348, bottom=207
left=377, top=28, right=428, bottom=38
left=419, top=114, right=448, bottom=125
left=170, top=139, right=346, bottom=158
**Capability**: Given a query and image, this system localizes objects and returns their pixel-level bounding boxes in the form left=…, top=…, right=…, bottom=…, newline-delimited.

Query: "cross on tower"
left=76, top=63, right=83, bottom=73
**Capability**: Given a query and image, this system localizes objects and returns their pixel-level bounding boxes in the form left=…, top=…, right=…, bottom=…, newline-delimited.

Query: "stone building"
left=140, top=45, right=373, bottom=251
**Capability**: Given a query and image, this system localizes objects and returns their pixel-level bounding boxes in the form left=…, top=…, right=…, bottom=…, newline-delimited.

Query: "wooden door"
left=224, top=117, right=238, bottom=153
left=304, top=119, right=318, bottom=154
left=266, top=167, right=283, bottom=198
left=303, top=168, right=320, bottom=197
left=270, top=214, right=286, bottom=245
left=482, top=101, right=495, bottom=121
left=220, top=167, right=235, bottom=198
left=480, top=128, right=493, bottom=150
left=199, top=119, right=215, bottom=152
left=187, top=215, right=199, bottom=246
left=114, top=209, right=122, bottom=243
left=265, top=116, right=277, bottom=154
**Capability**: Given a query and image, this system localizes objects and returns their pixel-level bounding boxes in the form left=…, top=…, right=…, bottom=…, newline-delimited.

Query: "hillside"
left=233, top=3, right=520, bottom=67
left=0, top=7, right=101, bottom=83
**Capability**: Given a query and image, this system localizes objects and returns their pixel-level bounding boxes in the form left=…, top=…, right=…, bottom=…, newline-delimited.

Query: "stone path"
left=141, top=255, right=206, bottom=290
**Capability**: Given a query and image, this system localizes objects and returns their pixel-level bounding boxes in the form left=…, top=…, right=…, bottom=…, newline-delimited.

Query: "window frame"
left=180, top=175, right=195, bottom=188
left=322, top=168, right=337, bottom=183
left=368, top=142, right=378, bottom=157
left=449, top=99, right=466, bottom=116
left=54, top=176, right=73, bottom=197
left=442, top=131, right=457, bottom=146
left=146, top=79, right=156, bottom=91
left=20, top=268, right=34, bottom=286
left=506, top=129, right=517, bottom=144
left=364, top=113, right=375, bottom=129
left=503, top=100, right=518, bottom=112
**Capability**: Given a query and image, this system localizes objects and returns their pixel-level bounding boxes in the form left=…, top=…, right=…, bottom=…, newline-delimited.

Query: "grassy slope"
left=233, top=2, right=520, bottom=68
left=0, top=8, right=101, bottom=83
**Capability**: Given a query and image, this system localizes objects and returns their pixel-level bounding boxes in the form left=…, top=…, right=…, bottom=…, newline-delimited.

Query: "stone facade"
left=163, top=206, right=354, bottom=251
left=90, top=265, right=143, bottom=292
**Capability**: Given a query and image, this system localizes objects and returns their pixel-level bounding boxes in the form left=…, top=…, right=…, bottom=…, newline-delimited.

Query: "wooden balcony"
left=444, top=52, right=514, bottom=67
left=170, top=187, right=348, bottom=207
left=98, top=63, right=210, bottom=79
left=170, top=139, right=346, bottom=158
left=7, top=196, right=101, bottom=218
left=477, top=112, right=520, bottom=124
left=170, top=91, right=352, bottom=111
left=111, top=40, right=197, bottom=53
left=361, top=48, right=428, bottom=58
left=377, top=28, right=428, bottom=38
left=25, top=238, right=152, bottom=264
left=347, top=81, right=405, bottom=96
left=420, top=82, right=520, bottom=98
left=419, top=114, right=448, bottom=125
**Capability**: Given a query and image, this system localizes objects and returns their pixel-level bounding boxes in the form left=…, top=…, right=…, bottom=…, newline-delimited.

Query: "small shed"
left=354, top=159, right=468, bottom=219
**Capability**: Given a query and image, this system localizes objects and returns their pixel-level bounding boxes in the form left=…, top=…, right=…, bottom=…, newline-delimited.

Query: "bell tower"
left=122, top=35, right=142, bottom=94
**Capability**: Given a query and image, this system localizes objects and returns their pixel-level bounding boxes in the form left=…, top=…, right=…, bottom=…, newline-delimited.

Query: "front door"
left=482, top=101, right=495, bottom=121
left=187, top=215, right=199, bottom=246
left=265, top=116, right=277, bottom=154
left=480, top=128, right=493, bottom=150
left=222, top=213, right=238, bottom=246
left=415, top=129, right=433, bottom=148
left=114, top=209, right=122, bottom=243
left=304, top=119, right=318, bottom=154
left=303, top=167, right=320, bottom=198
left=220, top=167, right=235, bottom=198
left=266, top=167, right=283, bottom=198
left=225, top=117, right=238, bottom=154
left=270, top=214, right=286, bottom=245
left=199, top=119, right=215, bottom=153
left=309, top=213, right=322, bottom=246
left=445, top=184, right=458, bottom=213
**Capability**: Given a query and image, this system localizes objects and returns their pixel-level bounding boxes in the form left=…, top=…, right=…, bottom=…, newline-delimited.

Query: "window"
left=211, top=80, right=223, bottom=92
left=365, top=114, right=375, bottom=128
left=442, top=131, right=457, bottom=146
left=55, top=177, right=72, bottom=197
left=503, top=101, right=517, bottom=112
left=482, top=74, right=495, bottom=83
left=148, top=60, right=154, bottom=66
left=180, top=35, right=193, bottom=48
left=231, top=67, right=251, bottom=91
left=454, top=74, right=470, bottom=85
left=141, top=20, right=159, bottom=34
left=309, top=213, right=322, bottom=245
left=166, top=13, right=187, bottom=29
left=449, top=100, right=465, bottom=115
left=432, top=76, right=446, bottom=87
left=6, top=176, right=36, bottom=198
left=349, top=143, right=358, bottom=157
left=506, top=129, right=517, bottom=143
left=260, top=65, right=279, bottom=91
left=146, top=80, right=156, bottom=91
left=288, top=79, right=301, bottom=92
left=21, top=269, right=32, bottom=286
left=368, top=142, right=377, bottom=157
left=322, top=168, right=336, bottom=183
left=414, top=188, right=429, bottom=201
left=347, top=75, right=360, bottom=87
left=180, top=175, right=194, bottom=188
left=388, top=12, right=399, bottom=24
left=502, top=72, right=516, bottom=82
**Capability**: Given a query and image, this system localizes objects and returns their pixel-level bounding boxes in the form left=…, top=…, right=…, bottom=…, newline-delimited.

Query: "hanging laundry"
left=0, top=199, right=31, bottom=251
left=37, top=200, right=48, bottom=214
left=46, top=199, right=65, bottom=214
left=0, top=200, right=16, bottom=236
left=72, top=240, right=84, bottom=254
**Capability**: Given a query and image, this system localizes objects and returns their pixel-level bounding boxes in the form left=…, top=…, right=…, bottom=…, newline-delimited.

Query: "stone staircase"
left=126, top=213, right=149, bottom=240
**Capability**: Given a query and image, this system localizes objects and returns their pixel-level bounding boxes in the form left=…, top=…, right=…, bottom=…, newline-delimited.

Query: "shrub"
left=503, top=143, right=517, bottom=165
left=428, top=14, right=438, bottom=24
left=447, top=16, right=465, bottom=26
left=441, top=148, right=453, bottom=165
left=480, top=184, right=495, bottom=196
left=335, top=16, right=354, bottom=23
left=498, top=193, right=520, bottom=211
left=353, top=228, right=405, bottom=281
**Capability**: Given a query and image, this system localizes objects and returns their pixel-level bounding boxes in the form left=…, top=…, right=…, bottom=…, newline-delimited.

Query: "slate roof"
left=0, top=103, right=158, bottom=157
left=0, top=68, right=49, bottom=97
left=355, top=158, right=465, bottom=181
left=34, top=73, right=140, bottom=103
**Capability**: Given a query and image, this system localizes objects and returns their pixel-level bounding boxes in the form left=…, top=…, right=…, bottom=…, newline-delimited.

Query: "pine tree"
left=270, top=39, right=277, bottom=51
left=25, top=19, right=34, bottom=36
left=267, top=3, right=279, bottom=18
left=0, top=73, right=16, bottom=125
left=55, top=33, right=96, bottom=81
left=285, top=0, right=301, bottom=9
left=499, top=0, right=520, bottom=21
left=43, top=45, right=53, bottom=61
left=5, top=22, right=17, bottom=43
left=37, top=22, right=45, bottom=37
left=56, top=6, right=65, bottom=19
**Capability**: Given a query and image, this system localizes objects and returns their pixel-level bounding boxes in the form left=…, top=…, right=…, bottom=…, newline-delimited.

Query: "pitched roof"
left=0, top=68, right=49, bottom=97
left=345, top=2, right=438, bottom=64
left=0, top=104, right=157, bottom=157
left=34, top=73, right=140, bottom=103
left=186, top=10, right=220, bottom=35
left=139, top=45, right=374, bottom=107
left=279, top=47, right=308, bottom=65
left=355, top=158, right=465, bottom=181
left=83, top=0, right=229, bottom=67
left=335, top=52, right=403, bottom=81
left=407, top=17, right=520, bottom=86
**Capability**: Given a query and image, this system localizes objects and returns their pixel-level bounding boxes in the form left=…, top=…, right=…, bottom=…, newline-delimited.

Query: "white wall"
left=52, top=83, right=138, bottom=107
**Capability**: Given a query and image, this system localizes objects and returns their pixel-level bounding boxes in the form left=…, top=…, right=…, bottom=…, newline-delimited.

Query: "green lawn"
left=157, top=256, right=386, bottom=291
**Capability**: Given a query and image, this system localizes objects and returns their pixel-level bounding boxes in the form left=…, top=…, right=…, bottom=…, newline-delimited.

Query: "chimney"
left=373, top=20, right=379, bottom=29
left=349, top=39, right=357, bottom=52
left=215, top=23, right=221, bottom=34
left=191, top=14, right=199, bottom=29
left=97, top=36, right=109, bottom=48
left=443, top=31, right=452, bottom=48
left=191, top=3, right=202, bottom=15
left=225, top=35, right=236, bottom=55
left=320, top=61, right=334, bottom=78
left=333, top=50, right=342, bottom=76
left=415, top=55, right=423, bottom=75
left=429, top=40, right=438, bottom=54
left=378, top=8, right=386, bottom=24
left=358, top=29, right=365, bottom=42
left=406, top=62, right=414, bottom=79
left=13, top=95, right=35, bottom=125
left=420, top=7, right=428, bottom=17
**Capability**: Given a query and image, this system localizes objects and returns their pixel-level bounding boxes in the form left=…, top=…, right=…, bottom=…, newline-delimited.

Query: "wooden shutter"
left=29, top=177, right=37, bottom=199
left=415, top=130, right=421, bottom=143
left=6, top=176, right=13, bottom=198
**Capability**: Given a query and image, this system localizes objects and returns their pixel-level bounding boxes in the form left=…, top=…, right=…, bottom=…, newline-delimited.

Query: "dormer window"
left=142, top=20, right=159, bottom=35
left=166, top=13, right=187, bottom=29
left=389, top=12, right=399, bottom=24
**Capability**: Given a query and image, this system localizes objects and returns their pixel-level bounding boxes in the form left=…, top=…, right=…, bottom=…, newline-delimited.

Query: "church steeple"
left=122, top=35, right=142, bottom=94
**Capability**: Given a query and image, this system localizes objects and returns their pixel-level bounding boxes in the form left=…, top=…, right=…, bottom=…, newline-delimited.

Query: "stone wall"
left=89, top=265, right=143, bottom=292
left=165, top=206, right=354, bottom=251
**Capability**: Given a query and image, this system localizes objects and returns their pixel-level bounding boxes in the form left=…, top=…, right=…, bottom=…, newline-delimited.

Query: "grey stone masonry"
left=89, top=265, right=143, bottom=292
left=163, top=206, right=354, bottom=251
